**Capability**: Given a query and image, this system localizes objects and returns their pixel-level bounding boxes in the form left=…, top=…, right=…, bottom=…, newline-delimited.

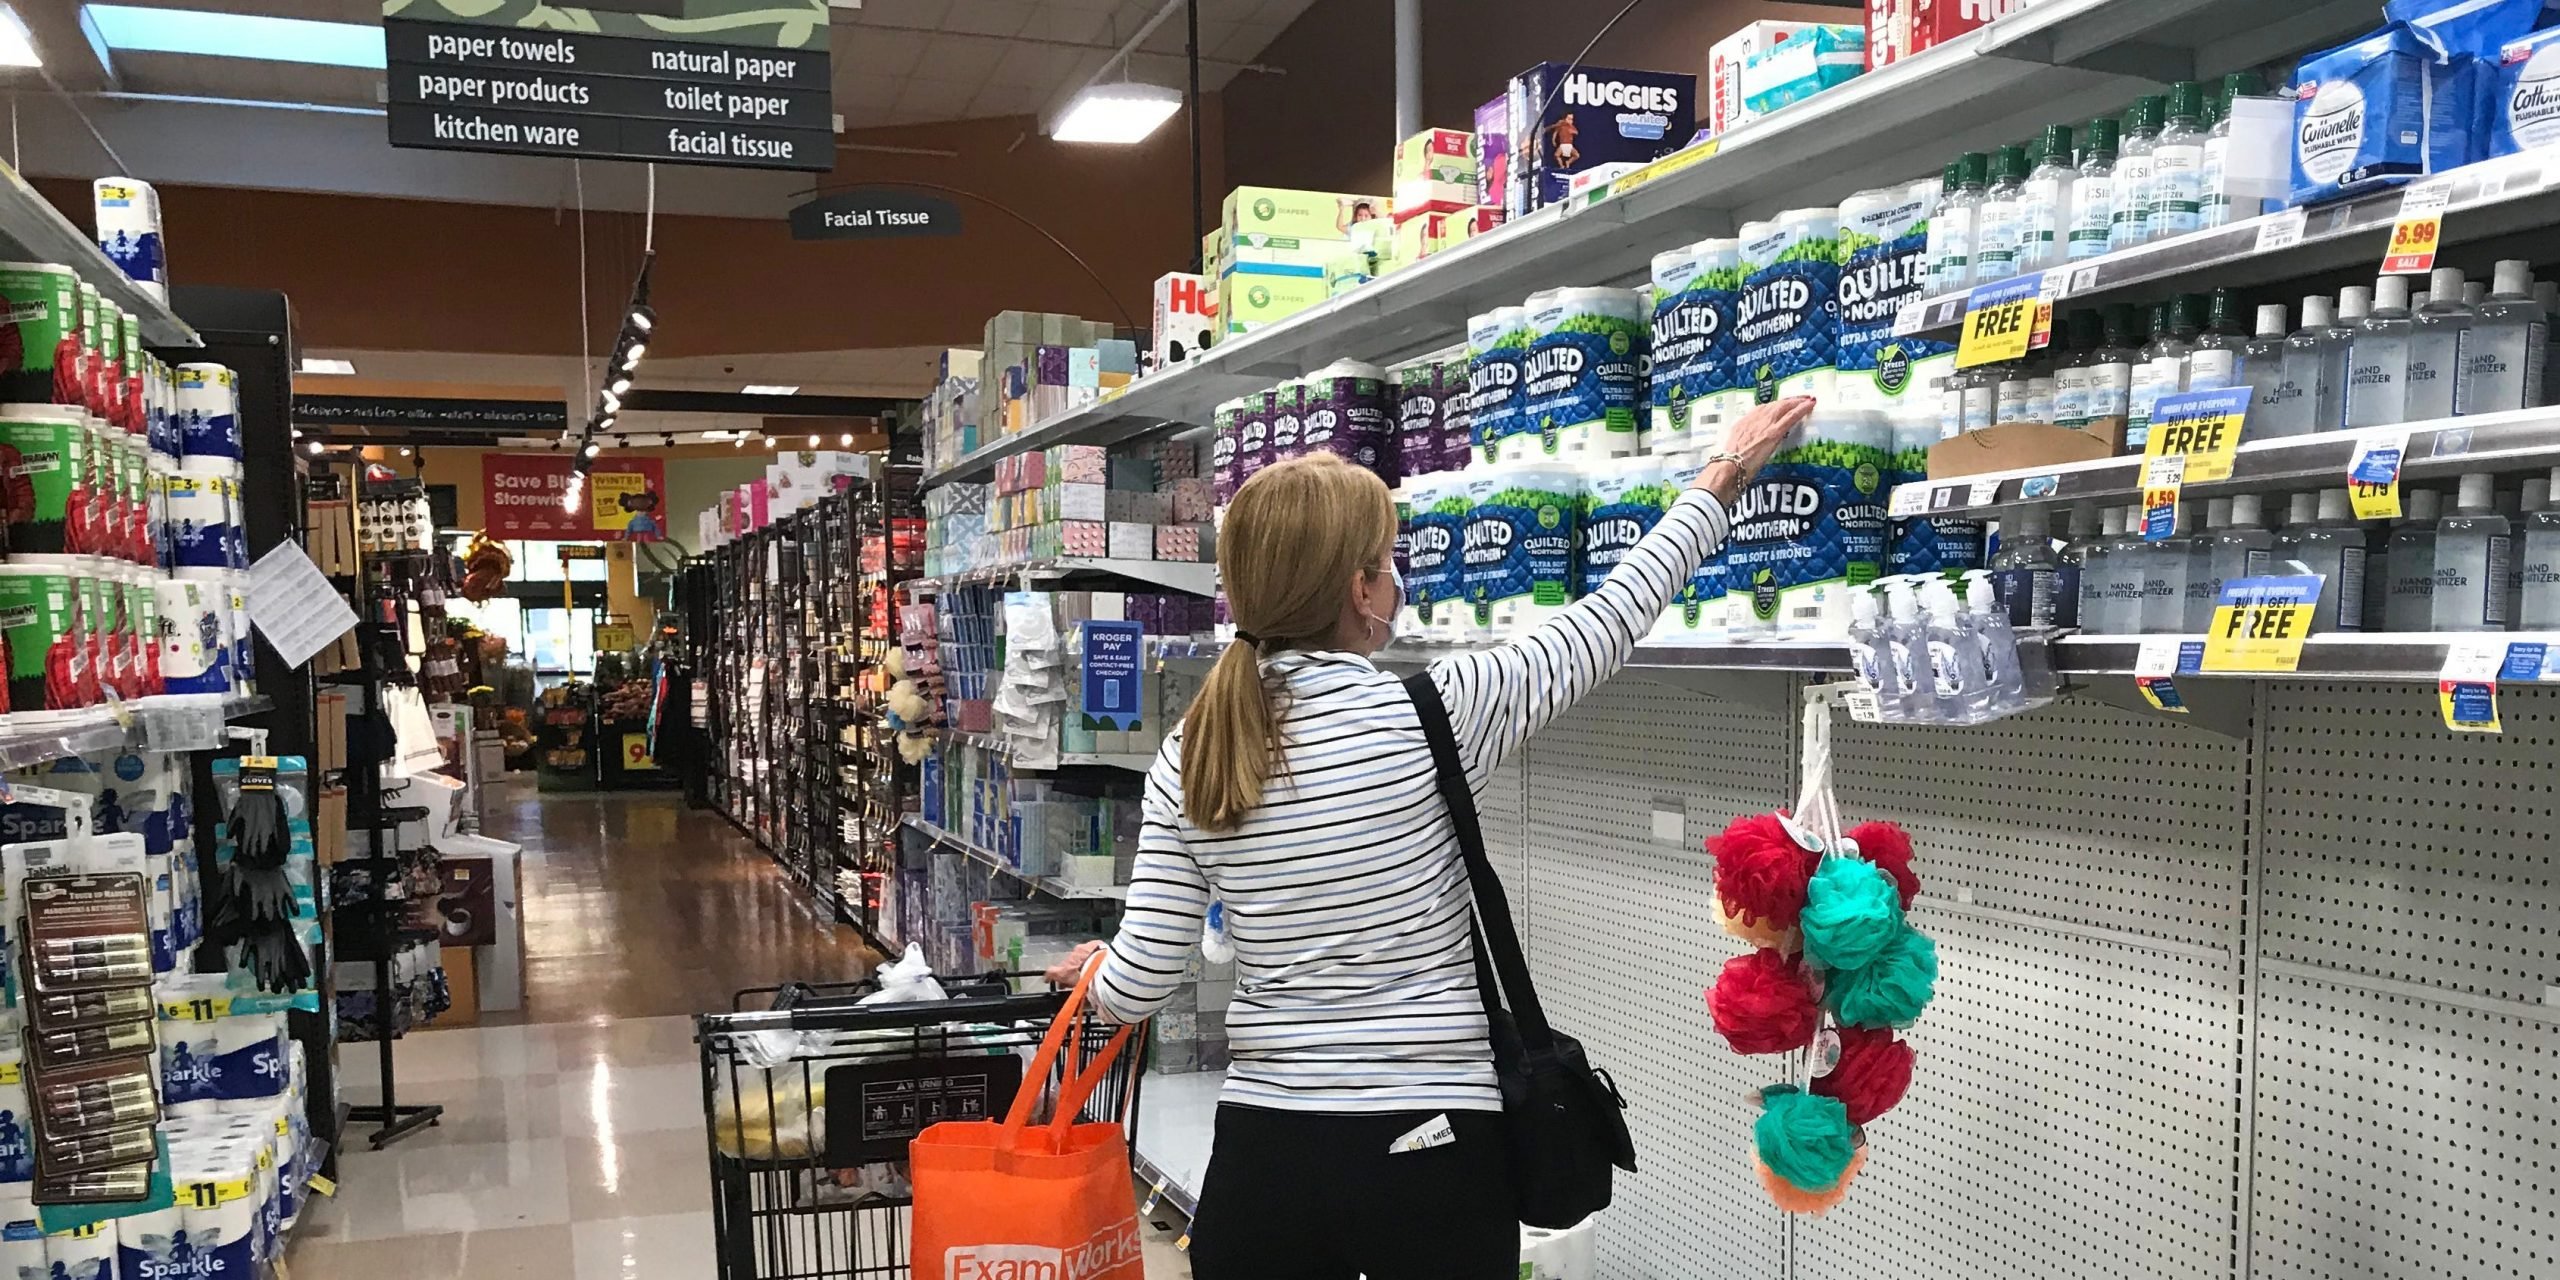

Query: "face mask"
left=1361, top=564, right=1405, bottom=641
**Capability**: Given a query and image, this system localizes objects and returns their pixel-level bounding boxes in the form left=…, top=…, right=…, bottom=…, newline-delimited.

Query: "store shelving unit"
left=900, top=815, right=1130, bottom=902
left=923, top=0, right=2378, bottom=485
left=905, top=556, right=1218, bottom=599
left=0, top=160, right=200, bottom=346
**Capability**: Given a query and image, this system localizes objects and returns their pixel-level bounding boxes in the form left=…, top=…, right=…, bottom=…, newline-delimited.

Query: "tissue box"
left=1062, top=520, right=1108, bottom=558
left=1152, top=272, right=1217, bottom=369
left=1220, top=264, right=1332, bottom=334
left=1908, top=0, right=2028, bottom=56
left=1149, top=440, right=1197, bottom=479
left=1223, top=184, right=1389, bottom=244
left=1708, top=20, right=1830, bottom=134
left=1507, top=62, right=1696, bottom=214
left=1106, top=489, right=1170, bottom=524
left=1474, top=95, right=1511, bottom=208
left=1167, top=477, right=1215, bottom=523
left=1394, top=128, right=1478, bottom=220
left=1155, top=523, right=1213, bottom=562
left=1056, top=483, right=1108, bottom=522
left=1108, top=522, right=1156, bottom=560
left=1052, top=444, right=1109, bottom=484
left=1741, top=23, right=1865, bottom=116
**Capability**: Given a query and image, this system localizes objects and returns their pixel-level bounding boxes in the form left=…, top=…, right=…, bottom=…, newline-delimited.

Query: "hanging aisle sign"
left=790, top=189, right=966, bottom=240
left=383, top=0, right=834, bottom=172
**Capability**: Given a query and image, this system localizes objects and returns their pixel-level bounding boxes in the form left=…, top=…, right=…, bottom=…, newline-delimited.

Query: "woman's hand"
left=1044, top=940, right=1109, bottom=987
left=1693, top=396, right=1818, bottom=505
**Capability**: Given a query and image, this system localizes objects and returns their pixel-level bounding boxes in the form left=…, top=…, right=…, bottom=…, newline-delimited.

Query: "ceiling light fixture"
left=1049, top=82, right=1183, bottom=145
left=599, top=388, right=620, bottom=413
left=628, top=306, right=654, bottom=333
left=305, top=440, right=324, bottom=455
left=623, top=342, right=645, bottom=365
left=741, top=384, right=799, bottom=396
left=82, top=4, right=384, bottom=69
left=608, top=376, right=631, bottom=396
left=732, top=436, right=745, bottom=449
left=0, top=6, right=37, bottom=68
left=297, top=357, right=355, bottom=376
left=840, top=432, right=854, bottom=446
left=583, top=442, right=600, bottom=458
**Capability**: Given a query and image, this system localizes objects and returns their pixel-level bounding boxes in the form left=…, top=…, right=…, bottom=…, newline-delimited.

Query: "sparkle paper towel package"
left=92, top=179, right=165, bottom=301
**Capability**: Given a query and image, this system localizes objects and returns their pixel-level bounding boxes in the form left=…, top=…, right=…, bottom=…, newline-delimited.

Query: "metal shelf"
left=1899, top=146, right=2560, bottom=334
left=0, top=694, right=272, bottom=772
left=938, top=728, right=1155, bottom=773
left=901, top=815, right=1130, bottom=902
left=1896, top=405, right=2560, bottom=517
left=2056, top=632, right=2560, bottom=681
left=0, top=162, right=199, bottom=347
left=923, top=0, right=2374, bottom=488
left=906, top=557, right=1217, bottom=598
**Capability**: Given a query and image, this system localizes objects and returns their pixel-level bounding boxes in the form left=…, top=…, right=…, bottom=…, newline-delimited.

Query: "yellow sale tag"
left=2142, top=387, right=2250, bottom=483
left=1606, top=139, right=1719, bottom=199
left=1956, top=297, right=2037, bottom=368
left=2349, top=429, right=2407, bottom=520
left=308, top=1174, right=338, bottom=1198
left=2199, top=576, right=2322, bottom=673
left=2383, top=179, right=2452, bottom=274
left=160, top=996, right=234, bottom=1021
left=2439, top=642, right=2504, bottom=733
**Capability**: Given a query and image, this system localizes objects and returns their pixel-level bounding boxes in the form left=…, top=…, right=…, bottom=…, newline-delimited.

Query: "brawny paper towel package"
left=1517, top=288, right=1647, bottom=461
left=1737, top=208, right=1843, bottom=404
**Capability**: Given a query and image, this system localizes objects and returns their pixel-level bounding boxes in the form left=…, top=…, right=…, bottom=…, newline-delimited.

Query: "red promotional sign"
left=481, top=453, right=667, bottom=540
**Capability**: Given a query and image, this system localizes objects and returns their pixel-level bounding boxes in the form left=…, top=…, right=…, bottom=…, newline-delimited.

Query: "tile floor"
left=286, top=785, right=1191, bottom=1279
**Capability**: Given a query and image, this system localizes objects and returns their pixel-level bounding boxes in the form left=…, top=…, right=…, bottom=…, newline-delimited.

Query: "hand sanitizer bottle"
left=2521, top=467, right=2560, bottom=628
left=1975, top=145, right=2030, bottom=283
left=2112, top=97, right=2163, bottom=252
left=1921, top=579, right=1994, bottom=721
left=2147, top=81, right=2209, bottom=241
left=2126, top=302, right=2192, bottom=453
left=2288, top=295, right=2349, bottom=434
left=2067, top=118, right=2119, bottom=262
left=1962, top=571, right=2029, bottom=710
left=2380, top=487, right=2444, bottom=632
left=1989, top=505, right=2066, bottom=628
left=2143, top=501, right=2202, bottom=634
left=2242, top=303, right=2313, bottom=438
left=2433, top=472, right=2513, bottom=633
left=1937, top=153, right=1989, bottom=292
left=2464, top=260, right=2548, bottom=414
left=2088, top=304, right=2140, bottom=439
left=2200, top=493, right=2276, bottom=621
left=2410, top=267, right=2473, bottom=420
left=2020, top=125, right=2076, bottom=274
left=2106, top=503, right=2152, bottom=629
left=2188, top=290, right=2247, bottom=392
left=2199, top=72, right=2264, bottom=228
left=1845, top=586, right=1913, bottom=718
left=2185, top=499, right=2234, bottom=631
left=1924, top=161, right=1965, bottom=295
left=2076, top=506, right=2121, bottom=632
left=2346, top=277, right=2410, bottom=429
left=1882, top=578, right=1942, bottom=722
left=2277, top=489, right=2367, bottom=632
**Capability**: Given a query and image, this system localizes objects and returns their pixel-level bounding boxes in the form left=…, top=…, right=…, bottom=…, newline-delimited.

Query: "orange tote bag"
left=908, top=959, right=1144, bottom=1280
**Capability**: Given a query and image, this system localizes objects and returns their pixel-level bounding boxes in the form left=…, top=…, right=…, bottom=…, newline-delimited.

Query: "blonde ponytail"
left=1181, top=454, right=1394, bottom=832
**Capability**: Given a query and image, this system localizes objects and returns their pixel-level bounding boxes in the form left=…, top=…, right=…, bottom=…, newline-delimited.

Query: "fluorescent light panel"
left=1050, top=83, right=1182, bottom=144
left=741, top=384, right=799, bottom=395
left=0, top=6, right=39, bottom=68
left=82, top=5, right=384, bottom=69
left=298, top=357, right=355, bottom=376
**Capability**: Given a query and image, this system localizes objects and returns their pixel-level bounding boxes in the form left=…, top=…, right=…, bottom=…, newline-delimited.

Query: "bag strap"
left=1005, top=952, right=1137, bottom=1139
left=1403, top=672, right=1557, bottom=1054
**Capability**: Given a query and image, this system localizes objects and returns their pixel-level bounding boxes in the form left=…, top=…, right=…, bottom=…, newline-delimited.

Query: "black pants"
left=1186, top=1104, right=1514, bottom=1280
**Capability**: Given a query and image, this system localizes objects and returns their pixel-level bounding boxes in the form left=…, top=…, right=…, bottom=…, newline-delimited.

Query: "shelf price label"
left=2383, top=178, right=2454, bottom=275
left=2439, top=641, right=2506, bottom=732
left=2348, top=428, right=2409, bottom=520
left=2141, top=455, right=2187, bottom=541
left=2143, top=385, right=2252, bottom=484
left=2199, top=573, right=2323, bottom=673
left=2132, top=637, right=2198, bottom=713
left=1888, top=483, right=1932, bottom=518
left=1955, top=272, right=2050, bottom=369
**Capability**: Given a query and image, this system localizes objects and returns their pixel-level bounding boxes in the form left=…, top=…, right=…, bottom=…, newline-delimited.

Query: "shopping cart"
left=696, top=974, right=1147, bottom=1280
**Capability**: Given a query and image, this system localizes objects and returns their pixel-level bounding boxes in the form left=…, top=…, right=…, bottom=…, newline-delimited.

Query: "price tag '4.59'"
left=2383, top=178, right=2454, bottom=275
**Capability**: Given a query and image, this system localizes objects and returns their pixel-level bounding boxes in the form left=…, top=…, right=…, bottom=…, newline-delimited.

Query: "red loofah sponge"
left=1811, top=1025, right=1917, bottom=1126
left=1845, top=820, right=1920, bottom=908
left=1709, top=812, right=1823, bottom=940
left=1707, top=949, right=1821, bottom=1055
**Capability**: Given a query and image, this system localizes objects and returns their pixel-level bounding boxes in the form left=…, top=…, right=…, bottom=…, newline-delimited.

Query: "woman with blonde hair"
left=1049, top=396, right=1814, bottom=1277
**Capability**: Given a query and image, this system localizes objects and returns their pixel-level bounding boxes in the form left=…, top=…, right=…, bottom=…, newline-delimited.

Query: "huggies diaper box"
left=1505, top=63, right=1697, bottom=216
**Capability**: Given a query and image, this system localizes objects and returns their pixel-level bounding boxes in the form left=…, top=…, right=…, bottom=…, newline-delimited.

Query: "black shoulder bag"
left=1403, top=672, right=1636, bottom=1229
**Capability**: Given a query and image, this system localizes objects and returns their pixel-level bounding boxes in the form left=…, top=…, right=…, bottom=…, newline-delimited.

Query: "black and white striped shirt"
left=1090, top=489, right=1731, bottom=1112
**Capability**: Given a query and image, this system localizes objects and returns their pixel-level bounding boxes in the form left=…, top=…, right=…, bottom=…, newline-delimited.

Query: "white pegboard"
left=2245, top=965, right=2558, bottom=1280
left=1829, top=699, right=2252, bottom=952
left=1793, top=908, right=2242, bottom=1280
left=1518, top=680, right=1794, bottom=1280
left=2257, top=681, right=2560, bottom=1004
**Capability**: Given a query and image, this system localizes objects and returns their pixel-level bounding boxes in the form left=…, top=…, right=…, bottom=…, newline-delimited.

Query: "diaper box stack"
left=1506, top=62, right=1697, bottom=215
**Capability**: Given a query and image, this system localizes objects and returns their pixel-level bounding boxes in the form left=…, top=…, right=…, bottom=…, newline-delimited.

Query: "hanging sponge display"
left=1800, top=856, right=1905, bottom=972
left=1825, top=927, right=1939, bottom=1028
left=1708, top=812, right=1821, bottom=951
left=1757, top=1146, right=1867, bottom=1215
left=1844, top=820, right=1920, bottom=908
left=1753, top=1085, right=1858, bottom=1199
left=1811, top=1025, right=1916, bottom=1126
left=1707, top=949, right=1821, bottom=1055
